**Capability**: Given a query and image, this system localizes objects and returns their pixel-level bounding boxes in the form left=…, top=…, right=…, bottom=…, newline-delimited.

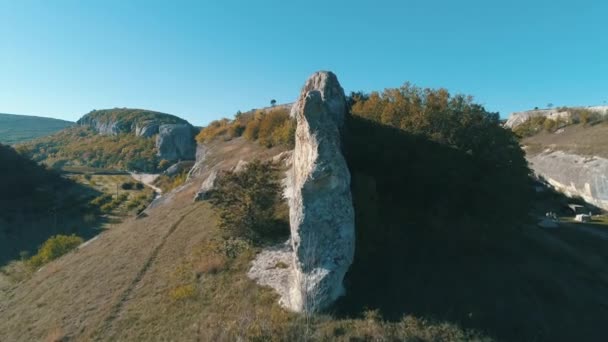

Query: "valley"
left=2, top=74, right=608, bottom=342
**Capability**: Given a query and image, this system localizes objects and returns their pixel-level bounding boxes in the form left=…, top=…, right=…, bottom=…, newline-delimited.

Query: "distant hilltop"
left=77, top=108, right=190, bottom=137
left=505, top=105, right=608, bottom=129
left=0, top=113, right=73, bottom=145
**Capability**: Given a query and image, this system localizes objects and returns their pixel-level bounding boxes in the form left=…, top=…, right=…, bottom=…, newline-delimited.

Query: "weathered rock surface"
left=286, top=71, right=354, bottom=312
left=135, top=122, right=160, bottom=137
left=164, top=160, right=195, bottom=177
left=156, top=124, right=196, bottom=161
left=193, top=170, right=218, bottom=201
left=250, top=71, right=354, bottom=313
left=528, top=150, right=608, bottom=210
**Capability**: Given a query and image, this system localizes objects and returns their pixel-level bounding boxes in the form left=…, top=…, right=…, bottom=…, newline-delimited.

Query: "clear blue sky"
left=1, top=0, right=607, bottom=126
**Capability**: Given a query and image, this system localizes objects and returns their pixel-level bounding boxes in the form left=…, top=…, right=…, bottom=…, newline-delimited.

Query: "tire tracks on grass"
left=93, top=205, right=199, bottom=340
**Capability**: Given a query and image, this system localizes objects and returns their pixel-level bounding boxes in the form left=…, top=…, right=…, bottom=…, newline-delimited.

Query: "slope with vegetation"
left=17, top=108, right=197, bottom=172
left=4, top=82, right=608, bottom=342
left=196, top=106, right=295, bottom=149
left=17, top=126, right=161, bottom=171
left=0, top=113, right=73, bottom=145
left=0, top=143, right=102, bottom=266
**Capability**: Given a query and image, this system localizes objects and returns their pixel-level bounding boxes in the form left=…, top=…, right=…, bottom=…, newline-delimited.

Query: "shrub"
left=90, top=194, right=113, bottom=207
left=158, top=159, right=171, bottom=171
left=243, top=119, right=260, bottom=141
left=154, top=171, right=188, bottom=193
left=194, top=255, right=227, bottom=275
left=195, top=119, right=231, bottom=143
left=210, top=160, right=288, bottom=243
left=28, top=234, right=84, bottom=269
left=120, top=181, right=134, bottom=190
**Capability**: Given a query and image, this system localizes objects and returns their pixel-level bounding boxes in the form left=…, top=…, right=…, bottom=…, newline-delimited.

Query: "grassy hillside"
left=0, top=113, right=73, bottom=145
left=3, top=134, right=608, bottom=341
left=522, top=122, right=608, bottom=157
left=4, top=87, right=608, bottom=341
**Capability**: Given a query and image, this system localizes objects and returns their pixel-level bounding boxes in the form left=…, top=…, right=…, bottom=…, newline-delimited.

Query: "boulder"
left=284, top=71, right=355, bottom=312
left=164, top=160, right=195, bottom=177
left=233, top=160, right=249, bottom=173
left=156, top=124, right=196, bottom=162
left=193, top=170, right=218, bottom=201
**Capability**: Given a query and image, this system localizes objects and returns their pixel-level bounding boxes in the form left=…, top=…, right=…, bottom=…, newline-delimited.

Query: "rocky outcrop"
left=156, top=124, right=196, bottom=161
left=77, top=109, right=197, bottom=162
left=528, top=150, right=608, bottom=210
left=193, top=170, right=218, bottom=201
left=249, top=71, right=355, bottom=313
left=286, top=71, right=354, bottom=312
left=506, top=106, right=608, bottom=129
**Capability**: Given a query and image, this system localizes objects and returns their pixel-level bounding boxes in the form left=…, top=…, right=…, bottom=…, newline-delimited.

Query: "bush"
left=196, top=107, right=295, bottom=148
left=28, top=234, right=84, bottom=269
left=153, top=171, right=188, bottom=193
left=121, top=181, right=134, bottom=190
left=210, top=160, right=288, bottom=243
left=90, top=194, right=113, bottom=207
left=158, top=159, right=171, bottom=171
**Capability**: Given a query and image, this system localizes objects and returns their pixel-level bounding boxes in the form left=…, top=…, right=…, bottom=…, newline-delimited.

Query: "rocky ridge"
left=505, top=106, right=608, bottom=128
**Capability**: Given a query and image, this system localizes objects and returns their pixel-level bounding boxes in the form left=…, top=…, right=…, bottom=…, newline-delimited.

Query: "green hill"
left=18, top=108, right=197, bottom=172
left=0, top=113, right=73, bottom=145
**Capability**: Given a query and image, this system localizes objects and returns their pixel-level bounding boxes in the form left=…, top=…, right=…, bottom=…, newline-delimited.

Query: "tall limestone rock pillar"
left=286, top=71, right=355, bottom=312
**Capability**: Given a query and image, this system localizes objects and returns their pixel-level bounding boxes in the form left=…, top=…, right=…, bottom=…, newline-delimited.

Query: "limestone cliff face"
left=528, top=150, right=608, bottom=210
left=156, top=124, right=196, bottom=161
left=285, top=71, right=355, bottom=312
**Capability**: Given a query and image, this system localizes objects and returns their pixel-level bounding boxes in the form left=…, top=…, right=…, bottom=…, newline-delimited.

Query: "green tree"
left=210, top=160, right=287, bottom=242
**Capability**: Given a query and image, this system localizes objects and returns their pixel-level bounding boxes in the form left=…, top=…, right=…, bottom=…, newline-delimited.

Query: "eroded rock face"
left=135, top=122, right=160, bottom=137
left=528, top=150, right=608, bottom=210
left=285, top=71, right=355, bottom=312
left=156, top=124, right=196, bottom=162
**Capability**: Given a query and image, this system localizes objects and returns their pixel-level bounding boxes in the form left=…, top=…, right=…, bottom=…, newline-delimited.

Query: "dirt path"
left=93, top=205, right=199, bottom=339
left=130, top=172, right=162, bottom=194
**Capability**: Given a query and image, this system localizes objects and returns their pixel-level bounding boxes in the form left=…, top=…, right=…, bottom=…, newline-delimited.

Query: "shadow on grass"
left=331, top=116, right=608, bottom=341
left=0, top=145, right=110, bottom=265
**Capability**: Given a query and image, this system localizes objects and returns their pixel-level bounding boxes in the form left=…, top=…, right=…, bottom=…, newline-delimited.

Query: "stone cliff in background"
left=156, top=124, right=196, bottom=161
left=529, top=150, right=608, bottom=211
left=505, top=106, right=608, bottom=129
left=249, top=71, right=355, bottom=313
left=77, top=108, right=196, bottom=161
